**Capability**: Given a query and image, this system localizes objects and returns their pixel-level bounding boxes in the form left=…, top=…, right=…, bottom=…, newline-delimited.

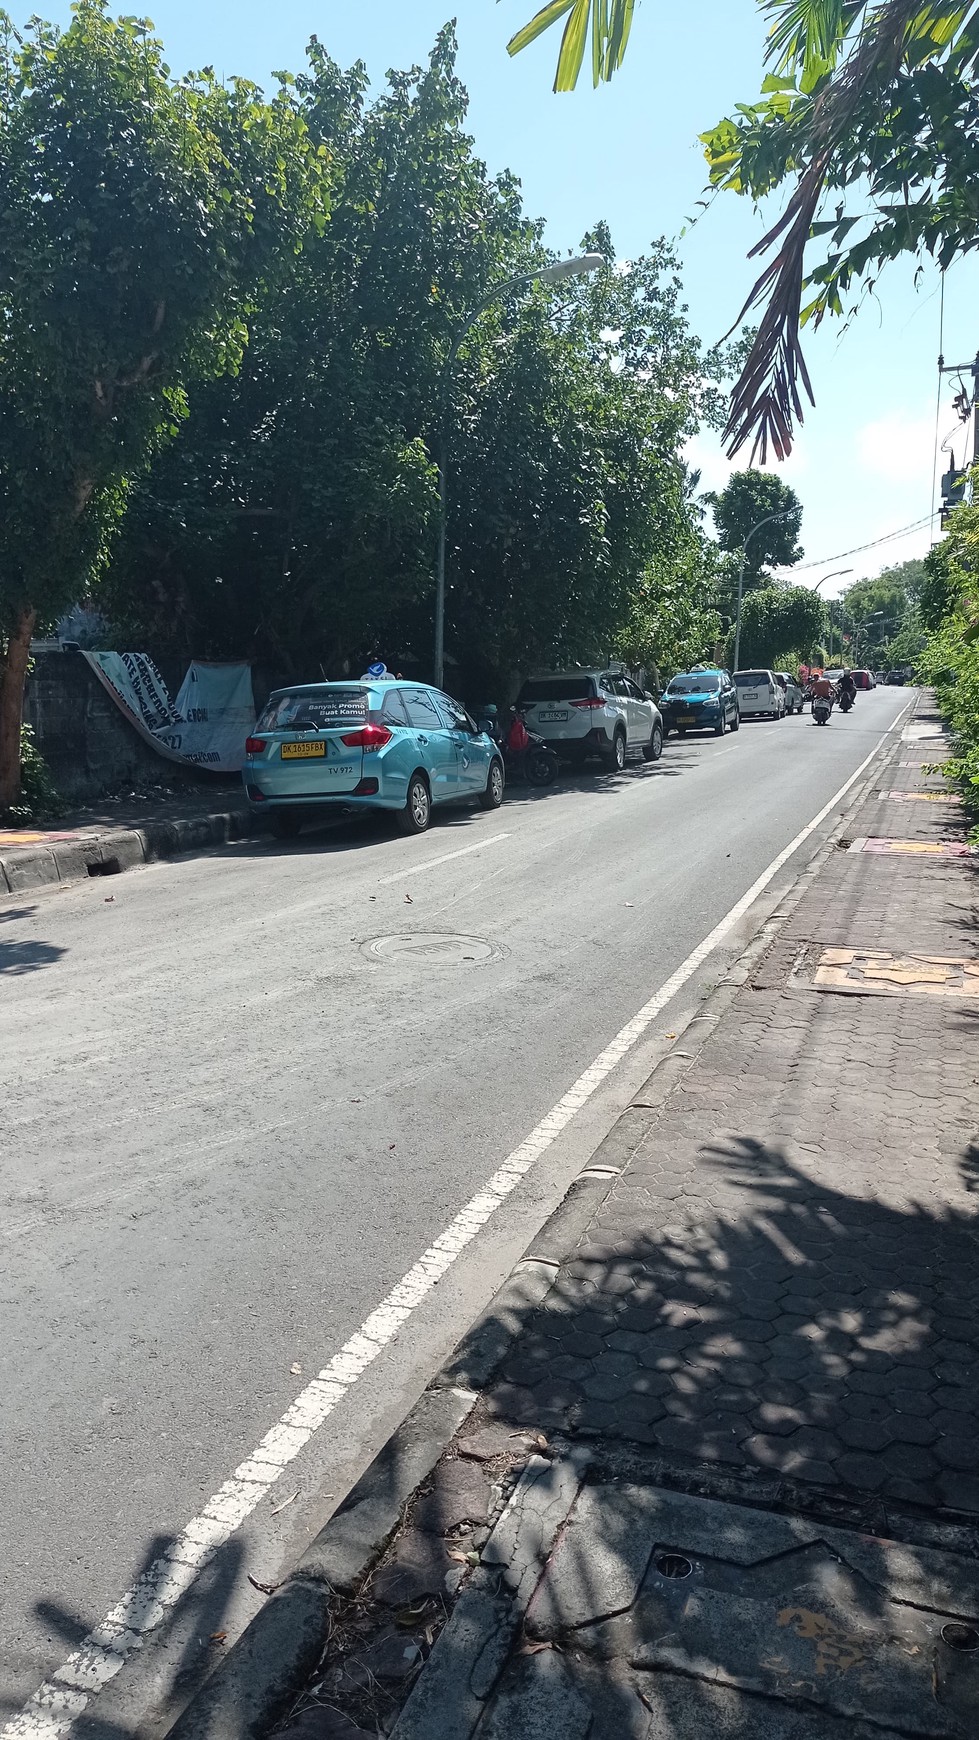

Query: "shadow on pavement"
left=0, top=906, right=66, bottom=975
left=2, top=1533, right=246, bottom=1740
left=472, top=1130, right=979, bottom=1518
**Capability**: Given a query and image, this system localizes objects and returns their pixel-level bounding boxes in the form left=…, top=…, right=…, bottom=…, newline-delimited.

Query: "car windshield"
left=256, top=687, right=371, bottom=731
left=667, top=674, right=720, bottom=694
left=519, top=677, right=592, bottom=703
left=734, top=672, right=768, bottom=687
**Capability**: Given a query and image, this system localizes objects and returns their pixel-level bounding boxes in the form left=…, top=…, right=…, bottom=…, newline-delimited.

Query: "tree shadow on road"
left=0, top=906, right=66, bottom=975
left=1, top=1532, right=246, bottom=1740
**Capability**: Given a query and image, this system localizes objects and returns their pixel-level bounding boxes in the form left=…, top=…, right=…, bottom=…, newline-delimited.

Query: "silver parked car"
left=775, top=672, right=805, bottom=714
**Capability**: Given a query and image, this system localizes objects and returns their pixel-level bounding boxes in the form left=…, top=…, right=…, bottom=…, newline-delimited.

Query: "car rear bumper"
left=540, top=726, right=614, bottom=754
left=243, top=782, right=401, bottom=814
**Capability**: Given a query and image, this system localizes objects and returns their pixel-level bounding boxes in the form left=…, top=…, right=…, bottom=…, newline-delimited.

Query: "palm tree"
left=507, top=1, right=978, bottom=460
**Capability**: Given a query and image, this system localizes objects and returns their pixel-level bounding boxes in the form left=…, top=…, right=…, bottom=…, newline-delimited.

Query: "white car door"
left=624, top=678, right=652, bottom=744
left=602, top=674, right=630, bottom=741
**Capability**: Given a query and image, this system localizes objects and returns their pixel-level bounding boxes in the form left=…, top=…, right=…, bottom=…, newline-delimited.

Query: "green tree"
left=507, top=1, right=979, bottom=459
left=104, top=44, right=730, bottom=699
left=706, top=470, right=803, bottom=600
left=919, top=489, right=979, bottom=823
left=732, top=584, right=826, bottom=669
left=0, top=1, right=324, bottom=808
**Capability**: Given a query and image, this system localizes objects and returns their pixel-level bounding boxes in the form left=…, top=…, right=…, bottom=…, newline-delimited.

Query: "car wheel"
left=714, top=711, right=726, bottom=736
left=605, top=730, right=626, bottom=772
left=642, top=724, right=663, bottom=762
left=270, top=810, right=302, bottom=840
left=479, top=757, right=505, bottom=809
left=730, top=710, right=740, bottom=732
left=399, top=773, right=432, bottom=834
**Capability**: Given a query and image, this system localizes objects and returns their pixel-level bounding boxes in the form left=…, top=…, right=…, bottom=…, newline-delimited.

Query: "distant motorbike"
left=839, top=691, right=854, bottom=714
left=813, top=695, right=833, bottom=726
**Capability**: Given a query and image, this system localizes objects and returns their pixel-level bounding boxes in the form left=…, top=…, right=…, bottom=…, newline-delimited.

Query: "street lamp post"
left=433, top=253, right=604, bottom=690
left=732, top=508, right=796, bottom=672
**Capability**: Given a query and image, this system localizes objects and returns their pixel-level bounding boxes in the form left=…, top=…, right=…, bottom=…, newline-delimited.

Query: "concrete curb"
left=0, top=807, right=256, bottom=895
left=162, top=708, right=912, bottom=1740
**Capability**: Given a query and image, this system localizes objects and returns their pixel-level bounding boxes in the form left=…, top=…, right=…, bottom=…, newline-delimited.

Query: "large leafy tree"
left=706, top=469, right=803, bottom=603
left=734, top=583, right=827, bottom=667
left=0, top=1, right=324, bottom=807
left=105, top=45, right=729, bottom=696
left=507, top=1, right=979, bottom=459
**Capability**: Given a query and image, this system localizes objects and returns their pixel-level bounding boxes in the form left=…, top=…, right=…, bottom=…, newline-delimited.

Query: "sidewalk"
left=0, top=785, right=254, bottom=894
left=176, top=695, right=979, bottom=1740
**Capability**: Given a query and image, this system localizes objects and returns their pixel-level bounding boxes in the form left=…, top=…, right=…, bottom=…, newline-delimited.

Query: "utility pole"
left=937, top=351, right=979, bottom=523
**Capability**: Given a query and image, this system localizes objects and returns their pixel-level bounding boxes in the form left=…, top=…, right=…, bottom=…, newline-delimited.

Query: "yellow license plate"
left=281, top=740, right=325, bottom=760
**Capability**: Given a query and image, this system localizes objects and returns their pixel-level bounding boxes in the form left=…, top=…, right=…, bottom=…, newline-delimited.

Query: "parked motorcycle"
left=503, top=707, right=559, bottom=786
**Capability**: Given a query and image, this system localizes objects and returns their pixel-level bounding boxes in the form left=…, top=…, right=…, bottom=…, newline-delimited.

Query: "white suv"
left=516, top=670, right=664, bottom=770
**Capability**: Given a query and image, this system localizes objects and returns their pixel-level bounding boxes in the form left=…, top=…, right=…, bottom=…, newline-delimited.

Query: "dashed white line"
left=2, top=717, right=906, bottom=1740
left=376, top=831, right=510, bottom=885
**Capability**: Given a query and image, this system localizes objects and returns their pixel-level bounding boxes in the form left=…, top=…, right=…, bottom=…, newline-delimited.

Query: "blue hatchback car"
left=242, top=679, right=505, bottom=837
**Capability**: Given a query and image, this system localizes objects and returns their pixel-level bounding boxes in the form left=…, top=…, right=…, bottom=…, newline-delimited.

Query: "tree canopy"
left=507, top=1, right=979, bottom=459
left=733, top=584, right=826, bottom=669
left=102, top=42, right=733, bottom=700
left=706, top=469, right=804, bottom=591
left=0, top=0, right=325, bottom=805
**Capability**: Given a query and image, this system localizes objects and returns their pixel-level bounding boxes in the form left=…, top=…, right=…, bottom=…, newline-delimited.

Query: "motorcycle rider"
left=839, top=670, right=857, bottom=708
left=812, top=670, right=837, bottom=714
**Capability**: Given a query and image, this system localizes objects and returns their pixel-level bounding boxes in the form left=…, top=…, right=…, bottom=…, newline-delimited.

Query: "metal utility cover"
left=523, top=1479, right=979, bottom=1737
left=847, top=838, right=975, bottom=857
left=814, top=949, right=979, bottom=997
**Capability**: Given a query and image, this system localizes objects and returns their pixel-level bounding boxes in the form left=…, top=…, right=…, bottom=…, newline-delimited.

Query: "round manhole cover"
left=364, top=932, right=502, bottom=966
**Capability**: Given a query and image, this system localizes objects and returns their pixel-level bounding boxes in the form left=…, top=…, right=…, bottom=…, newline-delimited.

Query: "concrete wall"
left=24, top=653, right=267, bottom=805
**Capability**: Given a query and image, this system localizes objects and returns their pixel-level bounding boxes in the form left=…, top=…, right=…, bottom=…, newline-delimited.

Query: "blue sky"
left=24, top=0, right=978, bottom=589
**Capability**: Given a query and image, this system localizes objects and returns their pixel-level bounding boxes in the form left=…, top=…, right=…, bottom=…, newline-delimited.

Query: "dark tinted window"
left=403, top=690, right=445, bottom=730
left=434, top=692, right=475, bottom=731
left=519, top=676, right=593, bottom=704
left=381, top=689, right=409, bottom=726
left=667, top=674, right=721, bottom=695
left=734, top=671, right=769, bottom=687
left=257, top=688, right=368, bottom=730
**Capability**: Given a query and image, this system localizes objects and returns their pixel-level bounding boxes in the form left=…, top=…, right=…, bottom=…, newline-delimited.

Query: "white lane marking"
left=376, top=832, right=509, bottom=885
left=3, top=718, right=906, bottom=1740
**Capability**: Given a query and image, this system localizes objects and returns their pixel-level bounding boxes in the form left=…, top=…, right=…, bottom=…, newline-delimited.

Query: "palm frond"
left=505, top=0, right=635, bottom=89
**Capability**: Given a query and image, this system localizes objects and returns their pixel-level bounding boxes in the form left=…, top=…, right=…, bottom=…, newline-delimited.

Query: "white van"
left=734, top=669, right=783, bottom=719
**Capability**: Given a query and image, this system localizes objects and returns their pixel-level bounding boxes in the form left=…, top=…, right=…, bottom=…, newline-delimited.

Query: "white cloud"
left=854, top=411, right=940, bottom=485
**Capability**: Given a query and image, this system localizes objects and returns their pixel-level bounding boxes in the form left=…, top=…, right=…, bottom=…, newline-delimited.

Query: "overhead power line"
left=786, top=513, right=936, bottom=574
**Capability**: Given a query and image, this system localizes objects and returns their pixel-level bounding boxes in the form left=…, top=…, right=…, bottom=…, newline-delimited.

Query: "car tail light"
left=570, top=697, right=606, bottom=710
left=341, top=723, right=392, bottom=750
left=246, top=784, right=266, bottom=802
left=245, top=736, right=267, bottom=755
left=353, top=777, right=379, bottom=796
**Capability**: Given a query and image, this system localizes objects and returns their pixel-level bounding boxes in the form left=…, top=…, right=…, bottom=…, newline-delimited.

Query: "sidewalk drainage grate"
left=941, top=1623, right=979, bottom=1652
left=654, top=1553, right=693, bottom=1580
left=814, top=948, right=979, bottom=998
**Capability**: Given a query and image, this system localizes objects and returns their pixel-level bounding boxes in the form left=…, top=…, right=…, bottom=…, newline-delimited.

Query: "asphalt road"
left=0, top=686, right=911, bottom=1736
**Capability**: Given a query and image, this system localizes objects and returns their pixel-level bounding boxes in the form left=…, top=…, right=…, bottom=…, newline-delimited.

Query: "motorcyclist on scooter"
left=812, top=671, right=837, bottom=713
left=839, top=671, right=857, bottom=708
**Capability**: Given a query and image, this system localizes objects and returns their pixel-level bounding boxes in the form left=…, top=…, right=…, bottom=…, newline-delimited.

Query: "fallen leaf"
left=404, top=893, right=413, bottom=903
left=447, top=1550, right=469, bottom=1565
left=624, top=902, right=633, bottom=907
left=209, top=1631, right=227, bottom=1644
left=248, top=1574, right=279, bottom=1596
left=271, top=1489, right=300, bottom=1517
left=665, top=1032, right=676, bottom=1040
left=104, top=895, right=115, bottom=903
left=389, top=1142, right=396, bottom=1150
left=521, top=1641, right=554, bottom=1655
left=290, top=1362, right=302, bottom=1375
